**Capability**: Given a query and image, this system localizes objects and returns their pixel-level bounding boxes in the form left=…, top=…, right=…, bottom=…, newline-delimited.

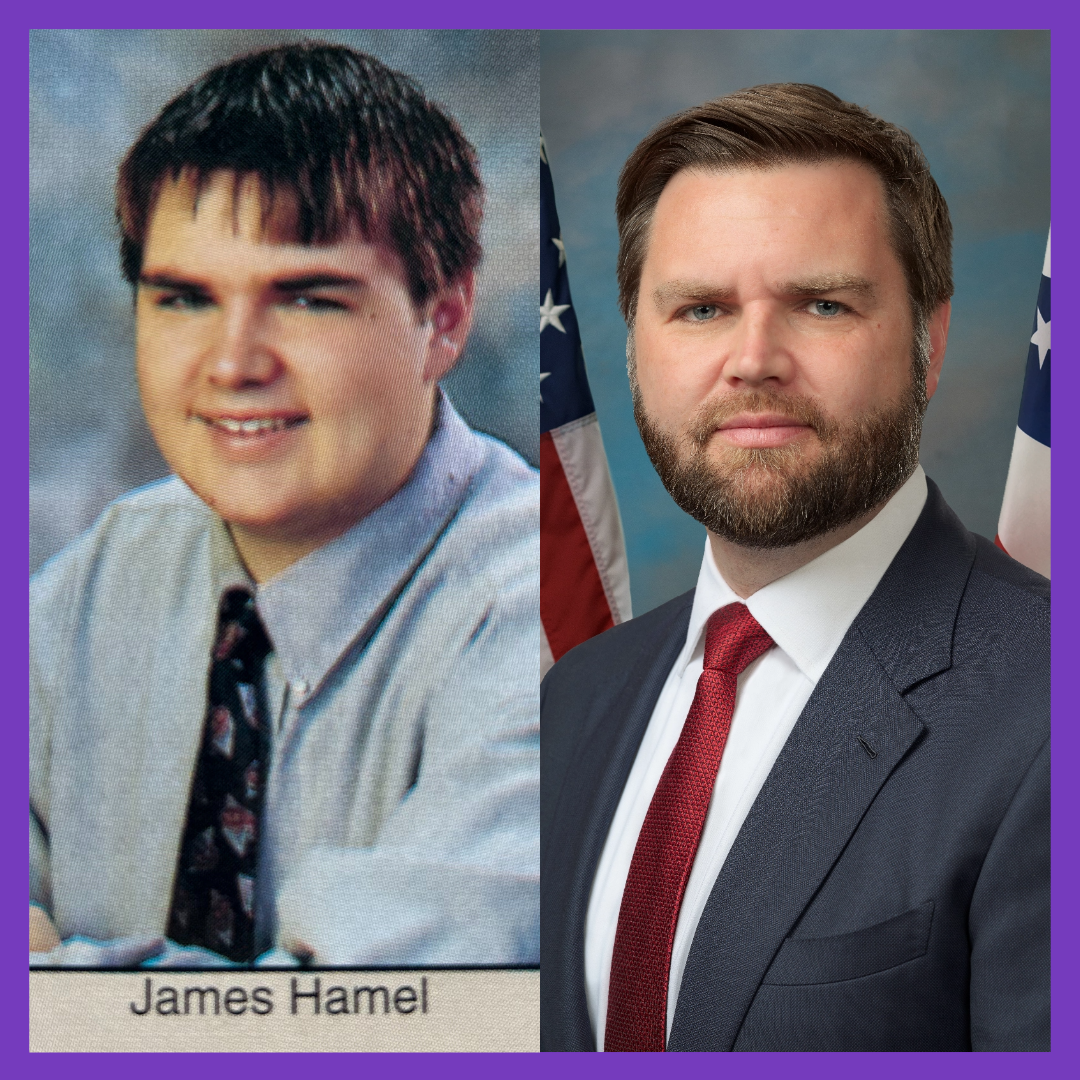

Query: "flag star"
left=540, top=134, right=548, bottom=165
left=1031, top=308, right=1051, bottom=368
left=551, top=235, right=567, bottom=267
left=540, top=371, right=551, bottom=403
left=540, top=288, right=571, bottom=333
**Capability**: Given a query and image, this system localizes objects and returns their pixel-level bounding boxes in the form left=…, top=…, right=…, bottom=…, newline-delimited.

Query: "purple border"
left=16, top=4, right=1074, bottom=1076
left=1049, top=13, right=1074, bottom=1079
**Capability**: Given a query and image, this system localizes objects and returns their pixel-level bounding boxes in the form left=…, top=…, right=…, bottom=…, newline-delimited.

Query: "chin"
left=706, top=443, right=816, bottom=482
left=219, top=503, right=314, bottom=537
left=185, top=480, right=294, bottom=534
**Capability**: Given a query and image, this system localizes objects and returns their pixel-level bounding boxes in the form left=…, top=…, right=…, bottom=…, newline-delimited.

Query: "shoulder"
left=542, top=589, right=693, bottom=707
left=932, top=517, right=1049, bottom=662
left=462, top=429, right=539, bottom=520
left=858, top=478, right=1048, bottom=676
left=389, top=430, right=539, bottom=675
left=31, top=477, right=213, bottom=619
left=437, top=429, right=538, bottom=586
left=870, top=486, right=1049, bottom=757
left=954, top=533, right=1049, bottom=684
left=968, top=532, right=1050, bottom=610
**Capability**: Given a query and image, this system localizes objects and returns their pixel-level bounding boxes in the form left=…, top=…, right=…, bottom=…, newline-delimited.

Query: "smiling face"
left=136, top=171, right=472, bottom=580
left=630, top=160, right=949, bottom=547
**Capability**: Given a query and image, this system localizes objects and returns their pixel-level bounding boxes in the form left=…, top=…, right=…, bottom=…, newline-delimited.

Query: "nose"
left=206, top=302, right=282, bottom=390
left=721, top=304, right=795, bottom=387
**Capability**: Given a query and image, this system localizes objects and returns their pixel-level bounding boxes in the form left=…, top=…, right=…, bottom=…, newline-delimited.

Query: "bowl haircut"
left=117, top=42, right=484, bottom=309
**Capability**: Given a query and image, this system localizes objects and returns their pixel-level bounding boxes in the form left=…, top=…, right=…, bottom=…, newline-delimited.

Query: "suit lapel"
left=543, top=592, right=692, bottom=1050
left=668, top=480, right=977, bottom=1051
left=668, top=632, right=925, bottom=1050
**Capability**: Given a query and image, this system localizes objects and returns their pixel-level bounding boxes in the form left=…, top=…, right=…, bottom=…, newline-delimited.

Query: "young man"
left=31, top=44, right=540, bottom=967
left=541, top=85, right=1048, bottom=1050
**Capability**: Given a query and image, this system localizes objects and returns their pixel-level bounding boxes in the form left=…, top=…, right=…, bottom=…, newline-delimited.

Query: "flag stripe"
left=541, top=431, right=615, bottom=661
left=541, top=132, right=631, bottom=660
left=549, top=414, right=632, bottom=626
left=996, top=426, right=1050, bottom=577
left=996, top=227, right=1050, bottom=579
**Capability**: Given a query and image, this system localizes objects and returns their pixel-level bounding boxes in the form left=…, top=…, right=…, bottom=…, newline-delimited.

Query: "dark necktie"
left=605, top=603, right=774, bottom=1052
left=167, top=587, right=273, bottom=963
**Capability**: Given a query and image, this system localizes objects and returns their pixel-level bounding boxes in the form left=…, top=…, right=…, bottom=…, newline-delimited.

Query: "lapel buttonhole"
left=857, top=735, right=879, bottom=758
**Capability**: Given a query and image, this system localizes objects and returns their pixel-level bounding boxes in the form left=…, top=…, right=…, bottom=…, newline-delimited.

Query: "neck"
left=708, top=502, right=887, bottom=599
left=228, top=528, right=337, bottom=584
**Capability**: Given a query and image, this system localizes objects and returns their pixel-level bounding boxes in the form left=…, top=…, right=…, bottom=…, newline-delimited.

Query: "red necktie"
left=605, top=603, right=774, bottom=1052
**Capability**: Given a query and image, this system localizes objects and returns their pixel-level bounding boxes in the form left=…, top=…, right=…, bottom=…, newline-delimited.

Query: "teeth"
left=213, top=417, right=291, bottom=434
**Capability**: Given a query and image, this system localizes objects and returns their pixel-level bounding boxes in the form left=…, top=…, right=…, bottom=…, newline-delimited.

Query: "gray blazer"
left=540, top=480, right=1049, bottom=1051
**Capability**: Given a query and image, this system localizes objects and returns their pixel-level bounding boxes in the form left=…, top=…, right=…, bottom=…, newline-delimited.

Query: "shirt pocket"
left=761, top=900, right=935, bottom=986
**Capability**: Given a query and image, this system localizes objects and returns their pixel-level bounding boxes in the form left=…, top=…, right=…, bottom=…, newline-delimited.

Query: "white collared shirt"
left=585, top=466, right=929, bottom=1048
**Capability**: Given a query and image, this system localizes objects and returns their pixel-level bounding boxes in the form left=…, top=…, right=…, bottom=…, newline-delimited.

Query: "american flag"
left=540, top=134, right=631, bottom=668
left=996, top=229, right=1050, bottom=578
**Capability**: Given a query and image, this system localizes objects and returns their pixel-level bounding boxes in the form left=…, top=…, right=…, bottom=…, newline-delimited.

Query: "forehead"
left=143, top=171, right=390, bottom=278
left=644, top=161, right=896, bottom=282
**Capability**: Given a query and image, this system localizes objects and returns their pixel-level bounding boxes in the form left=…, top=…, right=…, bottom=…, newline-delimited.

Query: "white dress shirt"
left=585, top=466, right=929, bottom=1047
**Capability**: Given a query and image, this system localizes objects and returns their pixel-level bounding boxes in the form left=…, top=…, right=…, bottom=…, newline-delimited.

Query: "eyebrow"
left=137, top=271, right=366, bottom=292
left=652, top=280, right=737, bottom=309
left=779, top=275, right=877, bottom=300
left=652, top=274, right=877, bottom=310
left=138, top=272, right=208, bottom=291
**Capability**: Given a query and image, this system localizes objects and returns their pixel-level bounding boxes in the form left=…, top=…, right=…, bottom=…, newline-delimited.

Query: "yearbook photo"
left=30, top=27, right=539, bottom=1052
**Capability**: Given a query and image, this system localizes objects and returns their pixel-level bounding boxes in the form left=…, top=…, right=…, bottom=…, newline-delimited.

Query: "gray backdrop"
left=30, top=29, right=539, bottom=574
left=541, top=29, right=1050, bottom=617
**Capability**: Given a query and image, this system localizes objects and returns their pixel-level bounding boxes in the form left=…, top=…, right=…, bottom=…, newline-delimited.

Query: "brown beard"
left=632, top=376, right=925, bottom=549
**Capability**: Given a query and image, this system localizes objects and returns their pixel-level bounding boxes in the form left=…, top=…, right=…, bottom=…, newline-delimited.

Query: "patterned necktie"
left=605, top=603, right=774, bottom=1052
left=167, top=587, right=273, bottom=963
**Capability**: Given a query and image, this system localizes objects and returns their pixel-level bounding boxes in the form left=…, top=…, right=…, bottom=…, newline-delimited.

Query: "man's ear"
left=423, top=272, right=476, bottom=383
left=924, top=299, right=951, bottom=402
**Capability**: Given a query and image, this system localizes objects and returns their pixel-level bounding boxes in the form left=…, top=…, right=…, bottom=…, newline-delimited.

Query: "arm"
left=968, top=737, right=1050, bottom=1050
left=29, top=536, right=226, bottom=971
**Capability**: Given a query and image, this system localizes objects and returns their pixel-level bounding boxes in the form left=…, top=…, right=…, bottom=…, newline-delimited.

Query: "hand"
left=31, top=934, right=164, bottom=968
left=29, top=905, right=59, bottom=953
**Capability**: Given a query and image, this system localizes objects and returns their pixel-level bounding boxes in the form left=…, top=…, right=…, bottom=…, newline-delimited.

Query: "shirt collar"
left=684, top=465, right=928, bottom=684
left=210, top=391, right=486, bottom=698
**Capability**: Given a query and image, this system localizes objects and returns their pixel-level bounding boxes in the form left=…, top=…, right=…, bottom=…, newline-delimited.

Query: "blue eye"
left=687, top=305, right=717, bottom=321
left=812, top=300, right=844, bottom=317
left=286, top=295, right=346, bottom=311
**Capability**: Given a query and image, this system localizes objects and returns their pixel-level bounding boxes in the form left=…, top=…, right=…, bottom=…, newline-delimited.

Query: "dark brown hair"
left=117, top=42, right=483, bottom=307
left=616, top=83, right=952, bottom=325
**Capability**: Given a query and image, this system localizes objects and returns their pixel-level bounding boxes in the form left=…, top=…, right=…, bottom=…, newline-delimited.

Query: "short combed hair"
left=118, top=42, right=483, bottom=307
left=616, top=83, right=952, bottom=325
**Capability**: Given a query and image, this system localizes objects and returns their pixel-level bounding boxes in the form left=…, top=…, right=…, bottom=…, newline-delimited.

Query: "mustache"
left=685, top=389, right=836, bottom=447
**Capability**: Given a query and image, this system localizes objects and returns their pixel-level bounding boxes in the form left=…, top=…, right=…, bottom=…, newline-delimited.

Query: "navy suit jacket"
left=541, top=481, right=1049, bottom=1051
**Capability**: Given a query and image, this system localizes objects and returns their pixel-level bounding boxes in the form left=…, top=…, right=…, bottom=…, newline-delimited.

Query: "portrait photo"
left=540, top=28, right=1049, bottom=1052
left=30, top=28, right=540, bottom=980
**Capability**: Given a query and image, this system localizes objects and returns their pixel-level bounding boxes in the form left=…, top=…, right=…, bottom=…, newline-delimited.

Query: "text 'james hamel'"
left=129, top=976, right=430, bottom=1017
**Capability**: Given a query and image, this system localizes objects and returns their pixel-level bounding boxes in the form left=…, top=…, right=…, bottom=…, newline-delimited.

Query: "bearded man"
left=540, top=84, right=1049, bottom=1052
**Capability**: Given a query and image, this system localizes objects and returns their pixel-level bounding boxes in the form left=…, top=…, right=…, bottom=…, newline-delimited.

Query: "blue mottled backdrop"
left=541, top=29, right=1050, bottom=617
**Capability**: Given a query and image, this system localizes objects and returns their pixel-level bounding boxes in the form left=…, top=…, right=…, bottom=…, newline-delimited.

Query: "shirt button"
left=292, top=679, right=310, bottom=701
